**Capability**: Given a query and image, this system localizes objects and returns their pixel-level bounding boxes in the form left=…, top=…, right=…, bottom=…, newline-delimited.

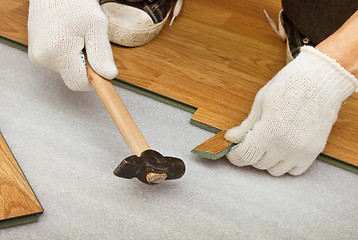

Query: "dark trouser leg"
left=281, top=0, right=358, bottom=58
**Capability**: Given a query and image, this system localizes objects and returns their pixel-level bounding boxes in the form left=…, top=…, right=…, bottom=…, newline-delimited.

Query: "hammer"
left=85, top=55, right=185, bottom=185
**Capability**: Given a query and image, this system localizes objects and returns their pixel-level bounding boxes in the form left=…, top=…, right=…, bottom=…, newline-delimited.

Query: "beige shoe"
left=100, top=0, right=182, bottom=47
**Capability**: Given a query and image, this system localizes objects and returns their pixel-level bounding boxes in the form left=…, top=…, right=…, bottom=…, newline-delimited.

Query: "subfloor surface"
left=1, top=44, right=358, bottom=239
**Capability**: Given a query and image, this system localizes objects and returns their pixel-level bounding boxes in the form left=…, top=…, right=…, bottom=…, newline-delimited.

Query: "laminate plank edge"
left=192, top=131, right=358, bottom=174
left=0, top=132, right=43, bottom=229
left=0, top=213, right=40, bottom=229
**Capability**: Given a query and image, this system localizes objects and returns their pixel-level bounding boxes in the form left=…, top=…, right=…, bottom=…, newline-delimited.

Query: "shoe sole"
left=101, top=2, right=170, bottom=47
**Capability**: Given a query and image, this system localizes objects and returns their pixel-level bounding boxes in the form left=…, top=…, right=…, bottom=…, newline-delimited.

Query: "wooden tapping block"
left=191, top=130, right=234, bottom=160
left=85, top=59, right=185, bottom=185
left=0, top=132, right=43, bottom=229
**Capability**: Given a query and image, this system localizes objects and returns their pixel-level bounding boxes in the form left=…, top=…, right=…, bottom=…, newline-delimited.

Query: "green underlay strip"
left=191, top=144, right=234, bottom=160
left=0, top=35, right=28, bottom=52
left=190, top=118, right=222, bottom=134
left=111, top=81, right=197, bottom=114
left=1, top=35, right=357, bottom=174
left=317, top=154, right=358, bottom=174
left=0, top=214, right=40, bottom=229
left=191, top=145, right=358, bottom=174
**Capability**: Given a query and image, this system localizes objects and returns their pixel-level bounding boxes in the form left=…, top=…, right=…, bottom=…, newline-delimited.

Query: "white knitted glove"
left=225, top=46, right=358, bottom=176
left=28, top=0, right=118, bottom=91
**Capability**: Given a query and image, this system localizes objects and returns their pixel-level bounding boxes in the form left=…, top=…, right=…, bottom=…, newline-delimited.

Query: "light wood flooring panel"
left=0, top=0, right=357, bottom=167
left=0, top=132, right=43, bottom=226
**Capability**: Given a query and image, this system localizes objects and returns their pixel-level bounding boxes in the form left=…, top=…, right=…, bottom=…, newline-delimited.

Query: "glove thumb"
left=61, top=45, right=93, bottom=91
left=225, top=95, right=263, bottom=143
left=85, top=21, right=118, bottom=80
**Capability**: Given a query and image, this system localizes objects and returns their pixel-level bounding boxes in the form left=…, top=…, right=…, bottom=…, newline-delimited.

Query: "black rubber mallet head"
left=86, top=60, right=185, bottom=184
left=114, top=149, right=185, bottom=184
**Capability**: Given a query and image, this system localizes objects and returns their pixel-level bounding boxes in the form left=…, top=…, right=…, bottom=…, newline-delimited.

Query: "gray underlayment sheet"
left=0, top=43, right=357, bottom=239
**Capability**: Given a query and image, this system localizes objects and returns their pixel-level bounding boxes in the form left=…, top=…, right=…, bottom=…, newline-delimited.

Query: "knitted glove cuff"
left=29, top=0, right=90, bottom=14
left=301, top=46, right=358, bottom=92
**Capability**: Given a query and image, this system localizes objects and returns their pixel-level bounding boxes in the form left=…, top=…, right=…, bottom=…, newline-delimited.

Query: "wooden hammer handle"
left=86, top=63, right=150, bottom=156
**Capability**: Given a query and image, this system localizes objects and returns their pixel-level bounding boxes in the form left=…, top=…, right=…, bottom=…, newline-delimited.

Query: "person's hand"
left=225, top=46, right=358, bottom=176
left=28, top=0, right=118, bottom=91
left=225, top=11, right=358, bottom=176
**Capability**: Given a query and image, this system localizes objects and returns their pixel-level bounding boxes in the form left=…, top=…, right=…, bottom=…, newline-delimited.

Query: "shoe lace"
left=169, top=0, right=183, bottom=26
left=264, top=9, right=287, bottom=41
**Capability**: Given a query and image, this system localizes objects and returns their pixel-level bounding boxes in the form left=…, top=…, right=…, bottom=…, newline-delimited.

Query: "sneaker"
left=264, top=9, right=313, bottom=64
left=99, top=0, right=183, bottom=47
left=281, top=11, right=314, bottom=63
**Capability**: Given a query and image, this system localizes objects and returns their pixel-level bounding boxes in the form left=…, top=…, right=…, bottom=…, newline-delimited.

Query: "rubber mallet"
left=85, top=58, right=185, bottom=185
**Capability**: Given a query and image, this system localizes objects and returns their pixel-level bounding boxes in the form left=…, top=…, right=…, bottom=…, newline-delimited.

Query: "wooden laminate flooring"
left=0, top=132, right=43, bottom=227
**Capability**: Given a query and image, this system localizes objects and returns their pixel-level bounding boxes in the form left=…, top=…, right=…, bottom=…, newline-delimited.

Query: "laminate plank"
left=191, top=130, right=233, bottom=160
left=0, top=132, right=43, bottom=226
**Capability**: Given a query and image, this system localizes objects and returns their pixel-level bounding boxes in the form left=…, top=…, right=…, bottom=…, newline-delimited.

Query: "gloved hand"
left=28, top=0, right=118, bottom=91
left=225, top=46, right=358, bottom=176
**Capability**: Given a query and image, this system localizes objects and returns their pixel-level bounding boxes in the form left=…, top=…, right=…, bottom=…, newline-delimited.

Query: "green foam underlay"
left=191, top=144, right=234, bottom=160
left=0, top=214, right=40, bottom=229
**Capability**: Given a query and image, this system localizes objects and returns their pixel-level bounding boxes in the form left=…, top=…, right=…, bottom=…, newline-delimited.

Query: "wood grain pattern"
left=0, top=133, right=43, bottom=221
left=0, top=0, right=357, bottom=167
